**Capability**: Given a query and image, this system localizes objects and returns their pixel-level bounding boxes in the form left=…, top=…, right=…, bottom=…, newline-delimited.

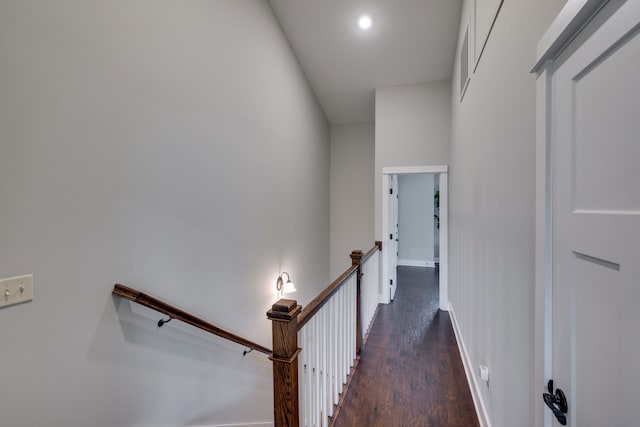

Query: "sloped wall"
left=0, top=1, right=329, bottom=426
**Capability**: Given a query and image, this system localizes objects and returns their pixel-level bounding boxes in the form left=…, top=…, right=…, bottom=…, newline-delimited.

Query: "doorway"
left=381, top=165, right=448, bottom=310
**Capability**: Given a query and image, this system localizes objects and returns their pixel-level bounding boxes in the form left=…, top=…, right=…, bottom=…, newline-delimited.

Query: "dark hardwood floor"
left=331, top=266, right=479, bottom=427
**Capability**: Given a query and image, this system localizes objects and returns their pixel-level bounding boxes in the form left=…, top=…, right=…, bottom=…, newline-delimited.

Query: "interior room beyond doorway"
left=397, top=173, right=440, bottom=269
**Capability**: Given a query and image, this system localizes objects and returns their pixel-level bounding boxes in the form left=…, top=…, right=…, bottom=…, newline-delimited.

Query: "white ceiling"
left=269, top=0, right=463, bottom=125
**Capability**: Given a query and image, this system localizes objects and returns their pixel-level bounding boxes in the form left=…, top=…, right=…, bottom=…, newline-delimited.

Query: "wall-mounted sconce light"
left=276, top=272, right=296, bottom=297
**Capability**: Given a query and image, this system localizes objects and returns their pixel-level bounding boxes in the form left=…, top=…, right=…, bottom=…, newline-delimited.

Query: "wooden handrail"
left=295, top=242, right=380, bottom=337
left=361, top=240, right=382, bottom=264
left=113, top=284, right=272, bottom=355
left=296, top=265, right=358, bottom=331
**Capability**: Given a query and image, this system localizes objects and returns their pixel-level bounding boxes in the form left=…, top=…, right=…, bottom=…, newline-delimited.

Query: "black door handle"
left=543, top=380, right=568, bottom=425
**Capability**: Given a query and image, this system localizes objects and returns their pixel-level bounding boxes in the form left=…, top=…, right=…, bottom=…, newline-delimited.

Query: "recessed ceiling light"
left=358, top=15, right=372, bottom=30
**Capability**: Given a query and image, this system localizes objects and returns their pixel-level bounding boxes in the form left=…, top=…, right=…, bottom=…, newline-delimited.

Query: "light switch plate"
left=479, top=364, right=490, bottom=382
left=0, top=274, right=34, bottom=308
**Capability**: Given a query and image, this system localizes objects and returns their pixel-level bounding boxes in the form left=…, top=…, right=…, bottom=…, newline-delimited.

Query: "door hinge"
left=390, top=234, right=393, bottom=240
left=390, top=279, right=393, bottom=285
left=390, top=188, right=393, bottom=195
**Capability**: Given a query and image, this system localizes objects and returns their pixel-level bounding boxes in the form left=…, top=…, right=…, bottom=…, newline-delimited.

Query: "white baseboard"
left=187, top=423, right=272, bottom=427
left=448, top=304, right=492, bottom=427
left=397, top=259, right=436, bottom=268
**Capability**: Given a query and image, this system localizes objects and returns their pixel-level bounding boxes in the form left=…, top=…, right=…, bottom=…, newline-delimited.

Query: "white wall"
left=330, top=123, right=375, bottom=279
left=449, top=0, right=565, bottom=426
left=375, top=80, right=451, bottom=240
left=0, top=1, right=329, bottom=426
left=398, top=174, right=435, bottom=266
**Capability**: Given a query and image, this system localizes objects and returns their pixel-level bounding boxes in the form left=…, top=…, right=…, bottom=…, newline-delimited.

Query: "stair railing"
left=359, top=241, right=382, bottom=344
left=267, top=242, right=382, bottom=427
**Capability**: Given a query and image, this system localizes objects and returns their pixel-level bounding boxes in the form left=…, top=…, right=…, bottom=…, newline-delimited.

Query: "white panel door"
left=551, top=1, right=640, bottom=426
left=390, top=175, right=399, bottom=300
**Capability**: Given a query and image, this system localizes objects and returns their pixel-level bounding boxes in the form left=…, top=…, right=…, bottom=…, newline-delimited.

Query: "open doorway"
left=397, top=173, right=439, bottom=269
left=381, top=166, right=448, bottom=311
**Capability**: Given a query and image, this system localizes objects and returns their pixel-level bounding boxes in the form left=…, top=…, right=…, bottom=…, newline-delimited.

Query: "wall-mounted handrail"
left=296, top=265, right=358, bottom=331
left=113, top=284, right=271, bottom=355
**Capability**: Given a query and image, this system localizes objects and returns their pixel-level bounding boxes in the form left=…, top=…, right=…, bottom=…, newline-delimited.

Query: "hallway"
left=332, top=266, right=479, bottom=427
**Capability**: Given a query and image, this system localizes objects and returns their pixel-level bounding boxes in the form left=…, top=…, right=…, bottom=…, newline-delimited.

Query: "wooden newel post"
left=350, top=250, right=364, bottom=354
left=267, top=299, right=302, bottom=427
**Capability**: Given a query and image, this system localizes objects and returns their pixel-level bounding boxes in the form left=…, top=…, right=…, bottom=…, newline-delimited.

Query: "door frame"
left=389, top=175, right=399, bottom=301
left=532, top=1, right=608, bottom=425
left=381, top=165, right=448, bottom=310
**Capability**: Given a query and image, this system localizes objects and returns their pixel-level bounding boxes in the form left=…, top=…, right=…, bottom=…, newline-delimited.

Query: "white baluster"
left=351, top=275, right=355, bottom=363
left=362, top=264, right=368, bottom=340
left=347, top=277, right=352, bottom=368
left=354, top=275, right=357, bottom=360
left=310, top=318, right=316, bottom=427
left=320, top=306, right=327, bottom=427
left=340, top=287, right=347, bottom=388
left=368, top=257, right=372, bottom=330
left=331, top=295, right=340, bottom=405
left=351, top=275, right=356, bottom=363
left=316, top=312, right=322, bottom=427
left=302, top=323, right=308, bottom=427
left=345, top=279, right=350, bottom=372
left=298, top=327, right=305, bottom=427
left=370, top=255, right=375, bottom=328
left=366, top=260, right=370, bottom=330
left=336, top=287, right=342, bottom=390
left=324, top=304, right=331, bottom=425
left=328, top=303, right=333, bottom=418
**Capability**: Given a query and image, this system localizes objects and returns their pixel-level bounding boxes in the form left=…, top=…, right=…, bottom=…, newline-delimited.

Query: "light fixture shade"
left=276, top=272, right=297, bottom=296
left=282, top=280, right=297, bottom=294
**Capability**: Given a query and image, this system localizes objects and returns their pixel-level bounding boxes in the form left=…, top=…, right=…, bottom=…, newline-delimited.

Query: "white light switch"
left=0, top=274, right=34, bottom=308
left=479, top=364, right=490, bottom=382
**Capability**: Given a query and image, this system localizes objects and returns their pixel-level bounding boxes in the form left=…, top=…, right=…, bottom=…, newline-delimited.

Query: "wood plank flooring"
left=331, top=266, right=479, bottom=427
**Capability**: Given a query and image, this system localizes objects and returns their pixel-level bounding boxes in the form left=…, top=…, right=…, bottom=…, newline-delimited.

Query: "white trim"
left=187, top=423, right=272, bottom=427
left=531, top=0, right=607, bottom=72
left=533, top=1, right=613, bottom=426
left=534, top=60, right=555, bottom=427
left=382, top=165, right=448, bottom=175
left=397, top=259, right=436, bottom=268
left=449, top=304, right=492, bottom=427
left=381, top=166, right=449, bottom=310
left=381, top=174, right=391, bottom=304
left=439, top=173, right=449, bottom=312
